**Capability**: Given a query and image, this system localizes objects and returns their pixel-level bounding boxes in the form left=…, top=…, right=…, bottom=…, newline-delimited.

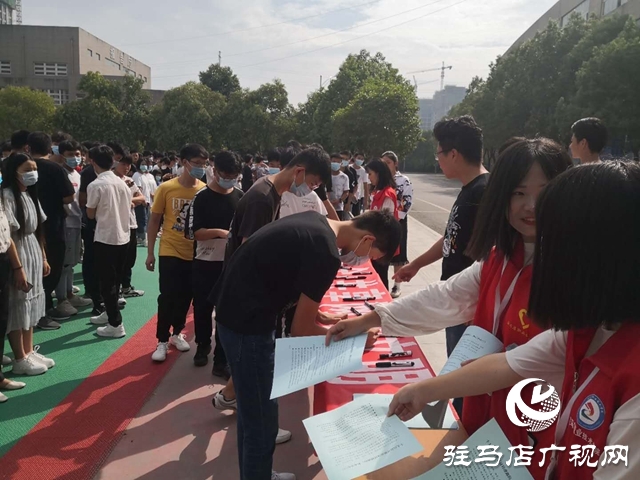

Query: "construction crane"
left=16, top=0, right=22, bottom=24
left=407, top=62, right=453, bottom=91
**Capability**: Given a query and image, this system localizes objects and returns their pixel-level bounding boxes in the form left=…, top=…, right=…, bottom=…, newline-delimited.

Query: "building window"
left=87, top=49, right=93, bottom=57
left=34, top=62, right=68, bottom=76
left=561, top=0, right=589, bottom=27
left=603, top=0, right=628, bottom=15
left=0, top=60, right=10, bottom=75
left=143, top=76, right=147, bottom=83
left=42, top=89, right=69, bottom=106
left=96, top=53, right=101, bottom=60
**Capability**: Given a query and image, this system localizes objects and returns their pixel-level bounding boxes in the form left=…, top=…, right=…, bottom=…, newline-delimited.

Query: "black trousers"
left=0, top=253, right=10, bottom=383
left=192, top=259, right=226, bottom=366
left=121, top=229, right=138, bottom=289
left=156, top=256, right=193, bottom=343
left=94, top=242, right=128, bottom=327
left=351, top=198, right=363, bottom=217
left=43, top=239, right=65, bottom=312
left=373, top=260, right=390, bottom=291
left=82, top=227, right=101, bottom=307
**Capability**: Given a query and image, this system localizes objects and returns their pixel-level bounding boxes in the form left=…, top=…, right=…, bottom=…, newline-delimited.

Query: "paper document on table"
left=354, top=394, right=459, bottom=430
left=270, top=334, right=367, bottom=399
left=439, top=326, right=504, bottom=376
left=412, top=419, right=534, bottom=480
left=304, top=395, right=423, bottom=480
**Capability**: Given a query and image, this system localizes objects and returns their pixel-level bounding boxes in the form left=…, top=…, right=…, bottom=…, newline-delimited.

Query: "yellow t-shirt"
left=152, top=177, right=205, bottom=261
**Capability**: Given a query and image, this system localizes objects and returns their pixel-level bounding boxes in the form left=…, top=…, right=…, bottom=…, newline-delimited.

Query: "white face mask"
left=339, top=238, right=372, bottom=267
left=21, top=170, right=39, bottom=187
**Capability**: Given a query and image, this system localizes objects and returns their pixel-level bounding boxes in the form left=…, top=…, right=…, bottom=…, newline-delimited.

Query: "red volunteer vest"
left=462, top=242, right=550, bottom=480
left=370, top=187, right=399, bottom=219
left=551, top=323, right=640, bottom=479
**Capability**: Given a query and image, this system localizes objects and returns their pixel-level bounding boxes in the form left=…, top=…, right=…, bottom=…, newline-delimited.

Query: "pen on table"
left=350, top=307, right=362, bottom=317
left=342, top=297, right=376, bottom=302
left=379, top=351, right=412, bottom=359
left=375, top=361, right=415, bottom=368
left=335, top=276, right=367, bottom=280
left=335, top=283, right=357, bottom=288
left=363, top=301, right=375, bottom=310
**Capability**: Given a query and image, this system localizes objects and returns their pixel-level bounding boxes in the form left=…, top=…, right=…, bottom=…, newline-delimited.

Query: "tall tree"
left=0, top=87, right=55, bottom=139
left=199, top=64, right=241, bottom=98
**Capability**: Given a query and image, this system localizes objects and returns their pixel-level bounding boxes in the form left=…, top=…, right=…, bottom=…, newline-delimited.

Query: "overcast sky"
left=24, top=0, right=557, bottom=104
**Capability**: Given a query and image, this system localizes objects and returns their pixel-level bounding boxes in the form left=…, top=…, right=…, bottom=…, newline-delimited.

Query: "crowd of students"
left=0, top=113, right=638, bottom=480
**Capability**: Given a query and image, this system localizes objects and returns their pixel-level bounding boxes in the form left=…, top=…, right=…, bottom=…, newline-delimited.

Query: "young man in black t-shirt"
left=212, top=210, right=401, bottom=480
left=185, top=151, right=243, bottom=369
left=393, top=115, right=488, bottom=415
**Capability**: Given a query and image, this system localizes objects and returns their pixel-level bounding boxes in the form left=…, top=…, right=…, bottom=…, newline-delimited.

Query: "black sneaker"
left=193, top=344, right=211, bottom=367
left=211, top=364, right=231, bottom=380
left=37, top=316, right=61, bottom=330
left=390, top=285, right=401, bottom=299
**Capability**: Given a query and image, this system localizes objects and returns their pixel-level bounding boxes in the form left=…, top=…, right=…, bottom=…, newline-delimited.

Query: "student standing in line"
left=329, top=153, right=350, bottom=220
left=366, top=158, right=398, bottom=291
left=327, top=138, right=572, bottom=480
left=351, top=152, right=369, bottom=215
left=381, top=151, right=413, bottom=299
left=54, top=140, right=93, bottom=318
left=569, top=117, right=608, bottom=165
left=26, top=132, right=75, bottom=330
left=340, top=150, right=357, bottom=216
left=132, top=158, right=157, bottom=247
left=86, top=145, right=132, bottom=338
left=394, top=116, right=488, bottom=414
left=146, top=144, right=208, bottom=362
left=2, top=153, right=53, bottom=375
left=241, top=154, right=254, bottom=192
left=215, top=210, right=401, bottom=480
left=266, top=149, right=281, bottom=174
left=185, top=151, right=243, bottom=369
left=381, top=161, right=640, bottom=480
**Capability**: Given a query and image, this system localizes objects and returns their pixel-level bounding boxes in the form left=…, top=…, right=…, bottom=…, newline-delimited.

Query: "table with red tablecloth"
left=313, top=262, right=468, bottom=479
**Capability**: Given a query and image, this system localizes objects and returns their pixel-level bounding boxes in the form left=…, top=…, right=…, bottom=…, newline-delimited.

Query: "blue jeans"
left=218, top=323, right=278, bottom=480
left=135, top=204, right=149, bottom=241
left=446, top=324, right=468, bottom=416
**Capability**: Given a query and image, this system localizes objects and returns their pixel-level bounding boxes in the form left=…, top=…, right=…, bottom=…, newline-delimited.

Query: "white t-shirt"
left=354, top=166, right=369, bottom=200
left=64, top=169, right=82, bottom=229
left=86, top=171, right=132, bottom=246
left=505, top=328, right=640, bottom=480
left=279, top=191, right=328, bottom=218
left=121, top=176, right=141, bottom=229
left=133, top=171, right=157, bottom=205
left=330, top=172, right=350, bottom=212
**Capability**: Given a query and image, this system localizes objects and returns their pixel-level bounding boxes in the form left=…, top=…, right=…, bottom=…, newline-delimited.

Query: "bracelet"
left=13, top=265, right=23, bottom=271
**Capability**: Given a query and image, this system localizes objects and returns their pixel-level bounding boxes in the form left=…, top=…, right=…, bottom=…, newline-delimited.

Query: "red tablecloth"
left=313, top=262, right=446, bottom=415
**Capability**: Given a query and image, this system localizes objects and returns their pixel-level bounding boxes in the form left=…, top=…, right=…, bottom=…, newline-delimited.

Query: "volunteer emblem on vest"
left=518, top=309, right=530, bottom=330
left=577, top=394, right=605, bottom=431
left=506, top=378, right=561, bottom=433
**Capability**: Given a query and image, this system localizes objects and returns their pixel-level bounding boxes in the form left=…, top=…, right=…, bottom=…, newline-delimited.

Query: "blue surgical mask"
left=268, top=167, right=280, bottom=175
left=217, top=176, right=237, bottom=189
left=51, top=145, right=59, bottom=155
left=341, top=160, right=349, bottom=167
left=140, top=165, right=149, bottom=172
left=339, top=238, right=372, bottom=267
left=155, top=175, right=161, bottom=183
left=66, top=157, right=78, bottom=168
left=189, top=166, right=205, bottom=179
left=331, top=162, right=341, bottom=172
left=290, top=173, right=313, bottom=197
left=355, top=159, right=364, bottom=167
left=21, top=171, right=39, bottom=187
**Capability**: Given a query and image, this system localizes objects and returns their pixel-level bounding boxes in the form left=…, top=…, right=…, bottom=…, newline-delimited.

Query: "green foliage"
left=403, top=131, right=438, bottom=172
left=199, top=64, right=241, bottom=98
left=0, top=87, right=55, bottom=139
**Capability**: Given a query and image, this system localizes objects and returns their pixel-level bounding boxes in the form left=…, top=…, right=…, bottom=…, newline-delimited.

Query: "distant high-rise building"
left=0, top=0, right=16, bottom=25
left=418, top=86, right=467, bottom=131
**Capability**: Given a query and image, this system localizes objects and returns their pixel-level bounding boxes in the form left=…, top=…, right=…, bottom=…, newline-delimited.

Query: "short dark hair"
left=286, top=147, right=331, bottom=187
left=466, top=138, right=572, bottom=261
left=130, top=149, right=139, bottom=154
left=82, top=141, right=99, bottom=150
left=152, top=151, right=163, bottom=159
left=339, top=150, right=351, bottom=158
left=243, top=154, right=254, bottom=163
left=58, top=139, right=81, bottom=156
left=11, top=130, right=31, bottom=151
left=365, top=158, right=396, bottom=192
left=352, top=210, right=402, bottom=264
left=433, top=115, right=483, bottom=165
left=330, top=153, right=342, bottom=162
left=119, top=154, right=133, bottom=165
left=26, top=132, right=52, bottom=156
left=571, top=117, right=608, bottom=154
left=214, top=151, right=242, bottom=175
left=89, top=145, right=115, bottom=170
left=106, top=142, right=128, bottom=158
left=180, top=144, right=209, bottom=162
left=382, top=151, right=399, bottom=164
left=279, top=146, right=301, bottom=168
left=51, top=131, right=71, bottom=144
left=530, top=161, right=640, bottom=330
left=354, top=152, right=364, bottom=158
left=161, top=157, right=171, bottom=166
left=286, top=139, right=302, bottom=149
left=266, top=149, right=281, bottom=163
left=1, top=141, right=12, bottom=155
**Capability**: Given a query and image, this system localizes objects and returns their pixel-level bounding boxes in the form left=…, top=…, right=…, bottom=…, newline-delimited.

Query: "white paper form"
left=304, top=395, right=424, bottom=480
left=270, top=334, right=367, bottom=399
left=438, top=326, right=504, bottom=376
left=412, top=419, right=534, bottom=480
left=353, top=394, right=459, bottom=430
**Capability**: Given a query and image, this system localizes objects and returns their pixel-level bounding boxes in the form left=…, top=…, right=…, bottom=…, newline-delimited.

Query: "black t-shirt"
left=441, top=173, right=489, bottom=281
left=35, top=158, right=75, bottom=242
left=80, top=165, right=98, bottom=229
left=185, top=186, right=243, bottom=261
left=226, top=176, right=281, bottom=260
left=213, top=212, right=341, bottom=334
left=241, top=164, right=254, bottom=192
left=315, top=183, right=328, bottom=202
left=344, top=166, right=358, bottom=194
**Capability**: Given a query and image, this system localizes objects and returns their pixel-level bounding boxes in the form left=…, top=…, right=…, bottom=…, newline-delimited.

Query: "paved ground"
left=408, top=173, right=460, bottom=234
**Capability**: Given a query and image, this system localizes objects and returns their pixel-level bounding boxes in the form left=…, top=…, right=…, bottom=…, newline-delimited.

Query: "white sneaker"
left=30, top=345, right=55, bottom=368
left=2, top=355, right=11, bottom=366
left=212, top=390, right=237, bottom=411
left=276, top=428, right=292, bottom=445
left=118, top=297, right=127, bottom=307
left=97, top=324, right=126, bottom=338
left=0, top=380, right=26, bottom=390
left=12, top=356, right=47, bottom=375
left=0, top=392, right=7, bottom=403
left=69, top=295, right=93, bottom=308
left=170, top=334, right=190, bottom=352
left=90, top=311, right=109, bottom=325
left=271, top=472, right=296, bottom=480
left=72, top=285, right=80, bottom=294
left=152, top=342, right=168, bottom=362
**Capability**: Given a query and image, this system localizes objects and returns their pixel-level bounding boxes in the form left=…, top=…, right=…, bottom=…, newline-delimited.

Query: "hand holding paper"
left=438, top=326, right=504, bottom=376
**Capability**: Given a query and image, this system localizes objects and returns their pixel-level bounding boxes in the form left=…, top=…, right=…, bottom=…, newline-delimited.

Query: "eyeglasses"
left=435, top=149, right=451, bottom=161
